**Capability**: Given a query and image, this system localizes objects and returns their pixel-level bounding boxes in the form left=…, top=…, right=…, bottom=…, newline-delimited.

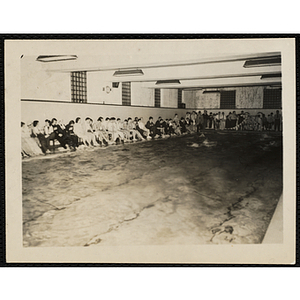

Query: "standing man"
left=196, top=111, right=203, bottom=133
left=274, top=110, right=282, bottom=131
left=202, top=110, right=209, bottom=129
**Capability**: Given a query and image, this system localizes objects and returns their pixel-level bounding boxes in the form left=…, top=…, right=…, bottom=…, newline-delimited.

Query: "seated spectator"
left=65, top=120, right=79, bottom=149
left=127, top=118, right=144, bottom=141
left=137, top=117, right=150, bottom=139
left=179, top=117, right=188, bottom=133
left=154, top=117, right=164, bottom=138
left=159, top=118, right=169, bottom=137
left=43, top=119, right=54, bottom=139
left=185, top=118, right=194, bottom=133
left=58, top=119, right=67, bottom=132
left=121, top=119, right=134, bottom=141
left=102, top=117, right=110, bottom=132
left=185, top=112, right=191, bottom=126
left=21, top=122, right=44, bottom=157
left=173, top=113, right=180, bottom=126
left=74, top=117, right=91, bottom=147
left=171, top=113, right=182, bottom=133
left=166, top=119, right=175, bottom=135
left=31, top=120, right=49, bottom=153
left=133, top=117, right=140, bottom=132
left=169, top=119, right=181, bottom=135
left=51, top=118, right=75, bottom=149
left=107, top=117, right=125, bottom=144
left=93, top=117, right=109, bottom=146
left=145, top=116, right=158, bottom=139
left=43, top=119, right=56, bottom=149
left=84, top=117, right=99, bottom=146
left=117, top=118, right=131, bottom=142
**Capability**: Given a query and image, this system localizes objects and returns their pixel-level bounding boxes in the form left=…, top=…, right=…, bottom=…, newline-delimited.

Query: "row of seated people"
left=21, top=113, right=200, bottom=157
left=21, top=110, right=282, bottom=157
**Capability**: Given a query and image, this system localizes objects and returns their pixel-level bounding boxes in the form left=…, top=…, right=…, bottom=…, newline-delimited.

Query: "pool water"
left=22, top=131, right=283, bottom=247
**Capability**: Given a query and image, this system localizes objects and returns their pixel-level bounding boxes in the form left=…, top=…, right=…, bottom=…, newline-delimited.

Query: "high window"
left=154, top=89, right=161, bottom=107
left=263, top=88, right=282, bottom=109
left=122, top=82, right=131, bottom=106
left=220, top=90, right=236, bottom=109
left=178, top=89, right=184, bottom=108
left=71, top=71, right=87, bottom=103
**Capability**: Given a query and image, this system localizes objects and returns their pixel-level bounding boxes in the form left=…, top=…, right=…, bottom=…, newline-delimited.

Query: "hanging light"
left=243, top=55, right=281, bottom=68
left=260, top=73, right=282, bottom=79
left=156, top=80, right=181, bottom=85
left=36, top=55, right=78, bottom=62
left=203, top=90, right=220, bottom=94
left=113, top=69, right=144, bottom=76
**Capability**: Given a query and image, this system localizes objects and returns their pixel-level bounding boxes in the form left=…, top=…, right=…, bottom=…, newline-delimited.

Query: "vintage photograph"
left=5, top=38, right=296, bottom=263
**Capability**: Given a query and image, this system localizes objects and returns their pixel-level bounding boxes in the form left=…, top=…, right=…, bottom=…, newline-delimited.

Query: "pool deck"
left=262, top=194, right=283, bottom=243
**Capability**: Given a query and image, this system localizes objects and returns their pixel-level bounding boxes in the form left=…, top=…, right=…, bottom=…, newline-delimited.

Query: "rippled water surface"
left=22, top=131, right=283, bottom=246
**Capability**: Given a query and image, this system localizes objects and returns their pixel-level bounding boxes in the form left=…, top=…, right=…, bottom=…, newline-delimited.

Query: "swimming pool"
left=22, top=131, right=283, bottom=246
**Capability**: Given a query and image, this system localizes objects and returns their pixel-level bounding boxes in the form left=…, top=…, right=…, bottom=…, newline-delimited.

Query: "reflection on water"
left=23, top=131, right=283, bottom=247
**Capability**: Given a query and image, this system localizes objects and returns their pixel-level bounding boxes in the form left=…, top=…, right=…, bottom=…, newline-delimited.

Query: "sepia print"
left=5, top=38, right=296, bottom=263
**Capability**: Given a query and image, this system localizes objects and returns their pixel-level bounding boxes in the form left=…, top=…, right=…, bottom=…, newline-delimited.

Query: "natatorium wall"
left=21, top=99, right=282, bottom=125
left=21, top=100, right=187, bottom=125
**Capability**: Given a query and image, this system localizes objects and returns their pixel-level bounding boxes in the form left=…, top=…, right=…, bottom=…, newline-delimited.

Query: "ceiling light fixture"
left=156, top=80, right=181, bottom=85
left=243, top=56, right=281, bottom=68
left=113, top=69, right=144, bottom=76
left=36, top=55, right=78, bottom=63
left=260, top=73, right=282, bottom=79
left=203, top=90, right=220, bottom=94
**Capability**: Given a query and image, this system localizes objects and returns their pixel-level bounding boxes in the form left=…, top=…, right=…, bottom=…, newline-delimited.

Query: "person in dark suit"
left=145, top=116, right=157, bottom=138
left=66, top=120, right=79, bottom=149
left=51, top=118, right=73, bottom=149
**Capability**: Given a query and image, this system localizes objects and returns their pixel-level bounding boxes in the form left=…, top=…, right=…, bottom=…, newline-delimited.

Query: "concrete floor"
left=22, top=131, right=283, bottom=247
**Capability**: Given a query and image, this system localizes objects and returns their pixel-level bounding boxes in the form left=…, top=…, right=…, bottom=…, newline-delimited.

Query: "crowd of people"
left=21, top=110, right=282, bottom=158
left=201, top=110, right=283, bottom=131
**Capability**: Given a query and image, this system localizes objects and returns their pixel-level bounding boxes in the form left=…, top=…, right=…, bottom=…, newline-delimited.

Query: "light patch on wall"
left=131, top=82, right=154, bottom=107
left=236, top=87, right=264, bottom=109
left=194, top=90, right=220, bottom=109
left=161, top=89, right=178, bottom=108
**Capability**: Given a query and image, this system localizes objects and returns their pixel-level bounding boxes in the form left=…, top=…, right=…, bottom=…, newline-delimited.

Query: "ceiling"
left=43, top=51, right=282, bottom=90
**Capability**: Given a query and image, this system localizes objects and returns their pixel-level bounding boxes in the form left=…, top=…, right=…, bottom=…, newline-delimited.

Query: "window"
left=220, top=90, right=236, bottom=109
left=178, top=89, right=184, bottom=108
left=71, top=71, right=87, bottom=103
left=122, top=82, right=131, bottom=106
left=154, top=89, right=161, bottom=107
left=263, top=88, right=282, bottom=109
